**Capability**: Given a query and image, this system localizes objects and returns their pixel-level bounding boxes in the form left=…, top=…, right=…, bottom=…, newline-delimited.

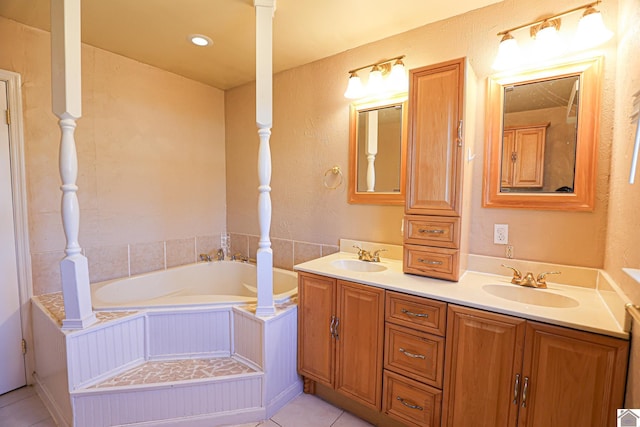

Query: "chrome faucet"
left=216, top=248, right=225, bottom=261
left=501, top=264, right=561, bottom=289
left=353, top=245, right=386, bottom=262
left=199, top=253, right=212, bottom=262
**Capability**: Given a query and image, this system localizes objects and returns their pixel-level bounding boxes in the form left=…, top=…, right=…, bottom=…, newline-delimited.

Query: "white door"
left=0, top=79, right=26, bottom=395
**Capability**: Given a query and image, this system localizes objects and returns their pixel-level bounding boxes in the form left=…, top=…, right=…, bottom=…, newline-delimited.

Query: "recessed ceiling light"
left=188, top=34, right=212, bottom=47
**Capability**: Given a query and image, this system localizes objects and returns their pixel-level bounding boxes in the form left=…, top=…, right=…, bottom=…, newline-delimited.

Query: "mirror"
left=348, top=96, right=408, bottom=205
left=483, top=57, right=602, bottom=211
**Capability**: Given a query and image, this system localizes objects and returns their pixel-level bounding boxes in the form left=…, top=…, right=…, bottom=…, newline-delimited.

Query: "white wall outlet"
left=494, top=224, right=509, bottom=245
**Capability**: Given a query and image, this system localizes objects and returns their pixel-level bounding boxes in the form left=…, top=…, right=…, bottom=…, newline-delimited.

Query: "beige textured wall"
left=0, top=17, right=227, bottom=295
left=607, top=0, right=640, bottom=407
left=225, top=0, right=617, bottom=268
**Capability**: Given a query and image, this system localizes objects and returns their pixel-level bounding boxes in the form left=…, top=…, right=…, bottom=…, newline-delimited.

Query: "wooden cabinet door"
left=335, top=280, right=385, bottom=410
left=512, top=127, right=545, bottom=188
left=406, top=58, right=464, bottom=216
left=442, top=305, right=526, bottom=427
left=502, top=130, right=515, bottom=187
left=297, top=272, right=336, bottom=387
left=518, top=322, right=629, bottom=427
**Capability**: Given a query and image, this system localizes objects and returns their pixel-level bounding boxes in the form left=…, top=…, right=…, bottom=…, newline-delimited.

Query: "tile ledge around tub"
left=623, top=268, right=640, bottom=284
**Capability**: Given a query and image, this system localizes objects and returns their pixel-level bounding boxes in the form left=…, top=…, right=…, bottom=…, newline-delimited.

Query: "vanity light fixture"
left=493, top=1, right=613, bottom=70
left=188, top=34, right=213, bottom=47
left=343, top=55, right=408, bottom=99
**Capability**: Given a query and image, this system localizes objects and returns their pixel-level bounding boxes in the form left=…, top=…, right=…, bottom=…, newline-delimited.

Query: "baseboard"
left=265, top=379, right=303, bottom=419
left=33, top=373, right=71, bottom=427
left=122, top=407, right=266, bottom=427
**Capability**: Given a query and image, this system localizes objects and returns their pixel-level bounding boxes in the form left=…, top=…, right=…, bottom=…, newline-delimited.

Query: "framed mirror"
left=483, top=56, right=602, bottom=211
left=348, top=95, right=408, bottom=205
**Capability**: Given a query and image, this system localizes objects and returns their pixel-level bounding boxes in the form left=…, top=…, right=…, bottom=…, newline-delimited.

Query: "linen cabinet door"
left=406, top=58, right=464, bottom=217
left=517, top=322, right=629, bottom=427
left=335, top=280, right=385, bottom=410
left=297, top=272, right=336, bottom=387
left=442, top=305, right=526, bottom=427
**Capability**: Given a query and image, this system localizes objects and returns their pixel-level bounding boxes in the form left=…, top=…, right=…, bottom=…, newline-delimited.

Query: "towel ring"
left=323, top=166, right=343, bottom=190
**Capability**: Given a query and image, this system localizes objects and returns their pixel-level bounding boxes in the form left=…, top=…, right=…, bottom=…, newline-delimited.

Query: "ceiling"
left=0, top=0, right=501, bottom=90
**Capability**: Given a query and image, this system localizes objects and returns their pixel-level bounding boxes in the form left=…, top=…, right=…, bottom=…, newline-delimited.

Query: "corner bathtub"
left=91, top=261, right=298, bottom=310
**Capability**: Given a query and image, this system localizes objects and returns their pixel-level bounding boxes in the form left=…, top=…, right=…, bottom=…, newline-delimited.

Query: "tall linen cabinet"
left=404, top=57, right=478, bottom=281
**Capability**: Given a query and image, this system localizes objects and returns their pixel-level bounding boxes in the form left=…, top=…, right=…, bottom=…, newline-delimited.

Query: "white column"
left=365, top=110, right=378, bottom=192
left=51, top=0, right=96, bottom=329
left=254, top=0, right=276, bottom=317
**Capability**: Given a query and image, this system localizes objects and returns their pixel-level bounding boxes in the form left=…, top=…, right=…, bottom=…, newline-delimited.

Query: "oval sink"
left=482, top=284, right=579, bottom=308
left=331, top=259, right=387, bottom=273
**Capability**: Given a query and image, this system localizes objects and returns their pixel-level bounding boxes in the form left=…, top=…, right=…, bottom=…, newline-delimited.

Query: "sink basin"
left=331, top=259, right=387, bottom=273
left=482, top=284, right=579, bottom=308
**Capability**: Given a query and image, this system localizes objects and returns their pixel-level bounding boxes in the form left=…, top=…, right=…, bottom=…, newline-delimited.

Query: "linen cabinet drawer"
left=403, top=244, right=459, bottom=281
left=384, top=323, right=445, bottom=388
left=383, top=370, right=442, bottom=427
left=404, top=215, right=460, bottom=248
left=385, top=291, right=447, bottom=336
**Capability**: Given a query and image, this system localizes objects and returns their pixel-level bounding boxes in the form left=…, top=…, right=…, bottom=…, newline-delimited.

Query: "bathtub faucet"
left=231, top=253, right=249, bottom=262
left=199, top=253, right=212, bottom=262
left=216, top=248, right=225, bottom=261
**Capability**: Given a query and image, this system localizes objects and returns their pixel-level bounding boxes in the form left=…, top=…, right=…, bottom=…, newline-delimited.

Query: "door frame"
left=1, top=69, right=34, bottom=384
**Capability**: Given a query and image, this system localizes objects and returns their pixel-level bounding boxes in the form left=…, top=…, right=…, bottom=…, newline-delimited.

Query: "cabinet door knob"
left=396, top=396, right=423, bottom=411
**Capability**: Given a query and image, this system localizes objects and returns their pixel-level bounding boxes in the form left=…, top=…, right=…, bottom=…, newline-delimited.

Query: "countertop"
left=294, top=252, right=629, bottom=340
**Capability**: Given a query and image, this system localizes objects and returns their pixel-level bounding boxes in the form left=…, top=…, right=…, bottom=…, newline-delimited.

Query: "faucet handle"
left=501, top=264, right=522, bottom=284
left=536, top=271, right=561, bottom=286
left=371, top=248, right=387, bottom=262
left=199, top=253, right=212, bottom=262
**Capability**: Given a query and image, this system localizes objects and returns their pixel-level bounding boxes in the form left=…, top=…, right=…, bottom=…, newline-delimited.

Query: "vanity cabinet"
left=297, top=272, right=385, bottom=411
left=442, top=305, right=629, bottom=427
left=501, top=124, right=548, bottom=189
left=404, top=57, right=474, bottom=281
left=382, top=291, right=447, bottom=427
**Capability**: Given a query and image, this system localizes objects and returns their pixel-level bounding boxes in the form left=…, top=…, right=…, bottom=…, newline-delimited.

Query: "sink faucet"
left=353, top=245, right=386, bottom=262
left=501, top=265, right=561, bottom=289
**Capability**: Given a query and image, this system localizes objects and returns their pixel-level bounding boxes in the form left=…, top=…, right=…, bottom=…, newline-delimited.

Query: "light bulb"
left=533, top=20, right=564, bottom=60
left=344, top=73, right=365, bottom=99
left=574, top=7, right=613, bottom=50
left=492, top=33, right=522, bottom=70
left=366, top=66, right=385, bottom=96
left=387, top=60, right=408, bottom=93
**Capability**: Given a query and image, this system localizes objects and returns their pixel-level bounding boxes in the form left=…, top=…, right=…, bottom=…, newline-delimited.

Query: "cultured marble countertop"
left=294, top=252, right=628, bottom=340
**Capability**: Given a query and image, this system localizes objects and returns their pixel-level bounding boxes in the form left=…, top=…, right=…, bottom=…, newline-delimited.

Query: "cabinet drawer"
left=403, top=244, right=460, bottom=281
left=385, top=291, right=446, bottom=336
left=384, top=323, right=445, bottom=388
left=383, top=370, right=442, bottom=427
left=404, top=216, right=460, bottom=248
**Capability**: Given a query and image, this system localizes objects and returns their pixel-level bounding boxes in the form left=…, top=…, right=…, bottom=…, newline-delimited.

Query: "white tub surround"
left=254, top=0, right=276, bottom=318
left=51, top=0, right=96, bottom=330
left=295, top=250, right=630, bottom=339
left=90, top=261, right=298, bottom=311
left=31, top=293, right=301, bottom=427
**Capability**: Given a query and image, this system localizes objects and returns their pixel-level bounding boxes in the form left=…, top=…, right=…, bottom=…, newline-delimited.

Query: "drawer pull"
left=329, top=315, right=336, bottom=338
left=401, top=308, right=429, bottom=318
left=396, top=396, right=423, bottom=411
left=418, top=258, right=443, bottom=265
left=399, top=347, right=426, bottom=359
left=418, top=228, right=445, bottom=234
left=334, top=316, right=340, bottom=340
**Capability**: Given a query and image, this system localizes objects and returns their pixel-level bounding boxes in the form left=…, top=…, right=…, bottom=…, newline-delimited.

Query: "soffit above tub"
left=0, top=0, right=502, bottom=90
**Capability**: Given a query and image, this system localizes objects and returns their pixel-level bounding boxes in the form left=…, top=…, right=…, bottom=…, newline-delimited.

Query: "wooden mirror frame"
left=348, top=95, right=408, bottom=205
left=483, top=56, right=603, bottom=211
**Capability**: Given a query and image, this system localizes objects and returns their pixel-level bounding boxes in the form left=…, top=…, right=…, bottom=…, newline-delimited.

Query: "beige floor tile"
left=0, top=394, right=51, bottom=427
left=0, top=386, right=34, bottom=409
left=271, top=393, right=343, bottom=427
left=333, top=411, right=374, bottom=426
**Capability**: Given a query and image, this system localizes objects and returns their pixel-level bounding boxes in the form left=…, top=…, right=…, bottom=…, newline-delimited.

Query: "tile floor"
left=0, top=386, right=373, bottom=427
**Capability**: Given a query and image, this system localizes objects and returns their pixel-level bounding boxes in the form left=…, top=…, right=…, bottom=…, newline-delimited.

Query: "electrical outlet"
left=494, top=224, right=509, bottom=245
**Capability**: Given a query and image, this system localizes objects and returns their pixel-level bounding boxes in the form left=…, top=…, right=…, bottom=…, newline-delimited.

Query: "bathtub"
left=91, top=260, right=298, bottom=310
